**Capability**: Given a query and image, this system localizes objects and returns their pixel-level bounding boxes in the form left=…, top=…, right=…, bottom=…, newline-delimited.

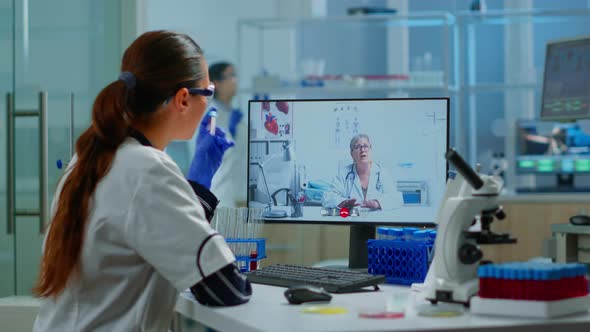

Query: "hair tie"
left=119, top=71, right=136, bottom=89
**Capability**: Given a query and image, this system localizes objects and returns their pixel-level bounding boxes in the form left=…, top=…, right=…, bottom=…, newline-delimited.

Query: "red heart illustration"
left=264, top=113, right=279, bottom=135
left=275, top=101, right=289, bottom=114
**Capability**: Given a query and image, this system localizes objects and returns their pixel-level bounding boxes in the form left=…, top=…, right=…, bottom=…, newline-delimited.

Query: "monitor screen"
left=516, top=119, right=590, bottom=174
left=247, top=98, right=449, bottom=226
left=541, top=36, right=590, bottom=120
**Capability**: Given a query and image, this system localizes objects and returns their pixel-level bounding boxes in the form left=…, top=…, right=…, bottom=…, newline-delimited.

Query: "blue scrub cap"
left=119, top=71, right=136, bottom=89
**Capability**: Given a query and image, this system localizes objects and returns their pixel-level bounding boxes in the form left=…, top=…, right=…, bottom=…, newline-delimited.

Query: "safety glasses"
left=164, top=83, right=215, bottom=105
left=188, top=83, right=215, bottom=100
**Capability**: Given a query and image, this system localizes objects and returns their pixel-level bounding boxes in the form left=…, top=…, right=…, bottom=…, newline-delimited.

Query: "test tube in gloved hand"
left=208, top=108, right=218, bottom=135
left=187, top=109, right=234, bottom=189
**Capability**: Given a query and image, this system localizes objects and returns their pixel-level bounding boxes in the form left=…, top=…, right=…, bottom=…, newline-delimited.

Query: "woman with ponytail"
left=33, top=31, right=251, bottom=332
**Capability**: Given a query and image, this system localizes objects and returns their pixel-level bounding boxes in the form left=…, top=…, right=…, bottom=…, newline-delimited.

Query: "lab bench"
left=174, top=283, right=590, bottom=332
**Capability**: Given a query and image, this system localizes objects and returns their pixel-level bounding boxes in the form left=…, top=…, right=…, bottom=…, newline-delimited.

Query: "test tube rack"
left=367, top=239, right=434, bottom=285
left=225, top=238, right=267, bottom=272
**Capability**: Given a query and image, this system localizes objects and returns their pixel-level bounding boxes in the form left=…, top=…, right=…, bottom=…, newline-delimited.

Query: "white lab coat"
left=34, top=138, right=235, bottom=332
left=322, top=162, right=403, bottom=210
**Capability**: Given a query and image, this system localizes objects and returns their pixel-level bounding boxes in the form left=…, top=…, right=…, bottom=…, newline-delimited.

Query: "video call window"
left=248, top=99, right=448, bottom=225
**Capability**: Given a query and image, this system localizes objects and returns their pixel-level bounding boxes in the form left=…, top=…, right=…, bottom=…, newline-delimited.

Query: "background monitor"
left=541, top=36, right=590, bottom=121
left=247, top=98, right=449, bottom=228
left=515, top=119, right=590, bottom=191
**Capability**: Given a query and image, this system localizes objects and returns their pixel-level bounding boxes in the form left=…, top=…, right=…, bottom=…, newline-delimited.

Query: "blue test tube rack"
left=367, top=228, right=436, bottom=286
left=225, top=238, right=267, bottom=272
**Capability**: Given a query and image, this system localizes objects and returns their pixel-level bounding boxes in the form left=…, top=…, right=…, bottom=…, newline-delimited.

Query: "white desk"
left=174, top=284, right=590, bottom=332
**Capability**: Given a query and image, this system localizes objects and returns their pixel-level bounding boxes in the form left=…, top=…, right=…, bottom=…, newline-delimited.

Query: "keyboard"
left=245, top=264, right=385, bottom=293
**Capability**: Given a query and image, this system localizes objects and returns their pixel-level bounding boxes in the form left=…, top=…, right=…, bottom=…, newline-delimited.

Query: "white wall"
left=145, top=0, right=281, bottom=64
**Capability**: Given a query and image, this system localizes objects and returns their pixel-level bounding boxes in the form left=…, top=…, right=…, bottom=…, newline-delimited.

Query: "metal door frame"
left=7, top=92, right=48, bottom=236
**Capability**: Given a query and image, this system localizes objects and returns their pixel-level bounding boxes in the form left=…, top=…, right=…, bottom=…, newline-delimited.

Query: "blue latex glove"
left=228, top=108, right=243, bottom=138
left=187, top=110, right=235, bottom=189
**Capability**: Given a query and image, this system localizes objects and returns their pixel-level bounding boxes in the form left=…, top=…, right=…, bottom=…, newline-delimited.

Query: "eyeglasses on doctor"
left=352, top=144, right=371, bottom=151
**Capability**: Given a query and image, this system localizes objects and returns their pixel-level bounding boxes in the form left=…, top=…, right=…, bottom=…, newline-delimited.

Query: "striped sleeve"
left=187, top=180, right=219, bottom=222
left=190, top=263, right=252, bottom=306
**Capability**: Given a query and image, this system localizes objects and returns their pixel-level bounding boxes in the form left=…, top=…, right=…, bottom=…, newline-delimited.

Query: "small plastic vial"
left=208, top=108, right=218, bottom=135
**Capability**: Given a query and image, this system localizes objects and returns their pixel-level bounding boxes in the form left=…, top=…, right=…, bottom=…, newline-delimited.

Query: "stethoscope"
left=344, top=164, right=383, bottom=198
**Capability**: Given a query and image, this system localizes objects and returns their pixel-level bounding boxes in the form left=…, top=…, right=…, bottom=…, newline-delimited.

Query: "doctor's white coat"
left=322, top=162, right=404, bottom=210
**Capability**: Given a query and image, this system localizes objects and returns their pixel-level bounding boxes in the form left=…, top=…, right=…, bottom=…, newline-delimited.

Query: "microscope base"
left=264, top=210, right=287, bottom=218
left=426, top=278, right=479, bottom=306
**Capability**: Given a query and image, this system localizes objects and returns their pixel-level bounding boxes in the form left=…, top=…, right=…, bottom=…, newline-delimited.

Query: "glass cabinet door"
left=3, top=0, right=124, bottom=296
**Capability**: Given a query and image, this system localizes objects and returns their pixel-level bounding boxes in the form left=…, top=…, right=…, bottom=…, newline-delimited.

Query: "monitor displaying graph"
left=541, top=36, right=590, bottom=121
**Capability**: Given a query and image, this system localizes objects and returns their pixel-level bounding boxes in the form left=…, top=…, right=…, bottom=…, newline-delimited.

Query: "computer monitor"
left=541, top=36, right=590, bottom=121
left=515, top=119, right=590, bottom=192
left=247, top=98, right=449, bottom=268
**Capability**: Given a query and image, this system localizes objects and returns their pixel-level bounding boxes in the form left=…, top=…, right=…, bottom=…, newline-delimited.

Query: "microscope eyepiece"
left=445, top=149, right=484, bottom=190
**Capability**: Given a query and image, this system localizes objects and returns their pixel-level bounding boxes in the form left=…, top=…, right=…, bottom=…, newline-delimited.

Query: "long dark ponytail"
left=35, top=30, right=206, bottom=297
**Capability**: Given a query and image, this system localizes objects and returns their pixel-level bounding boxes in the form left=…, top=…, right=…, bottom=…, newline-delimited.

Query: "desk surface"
left=552, top=223, right=590, bottom=234
left=175, top=284, right=590, bottom=332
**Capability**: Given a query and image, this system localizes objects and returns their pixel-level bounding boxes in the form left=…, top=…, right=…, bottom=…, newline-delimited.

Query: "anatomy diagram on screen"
left=262, top=101, right=293, bottom=139
left=333, top=105, right=361, bottom=149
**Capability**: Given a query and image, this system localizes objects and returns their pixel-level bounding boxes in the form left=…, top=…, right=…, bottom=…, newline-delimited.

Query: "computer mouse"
left=284, top=285, right=332, bottom=305
left=570, top=215, right=590, bottom=226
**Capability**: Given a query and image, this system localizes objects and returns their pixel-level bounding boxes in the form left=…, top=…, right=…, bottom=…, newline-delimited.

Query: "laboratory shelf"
left=239, top=11, right=455, bottom=29
left=241, top=84, right=459, bottom=95
left=238, top=10, right=458, bottom=102
left=458, top=8, right=590, bottom=25
left=461, top=83, right=539, bottom=93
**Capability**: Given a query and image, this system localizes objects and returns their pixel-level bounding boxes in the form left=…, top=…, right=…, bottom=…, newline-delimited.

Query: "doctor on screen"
left=322, top=134, right=403, bottom=211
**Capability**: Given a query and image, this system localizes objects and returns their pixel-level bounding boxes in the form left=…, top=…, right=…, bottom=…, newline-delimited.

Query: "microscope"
left=424, top=149, right=516, bottom=305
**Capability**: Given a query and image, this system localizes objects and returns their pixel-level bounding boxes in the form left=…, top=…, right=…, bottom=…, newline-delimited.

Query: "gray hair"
left=349, top=134, right=371, bottom=151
